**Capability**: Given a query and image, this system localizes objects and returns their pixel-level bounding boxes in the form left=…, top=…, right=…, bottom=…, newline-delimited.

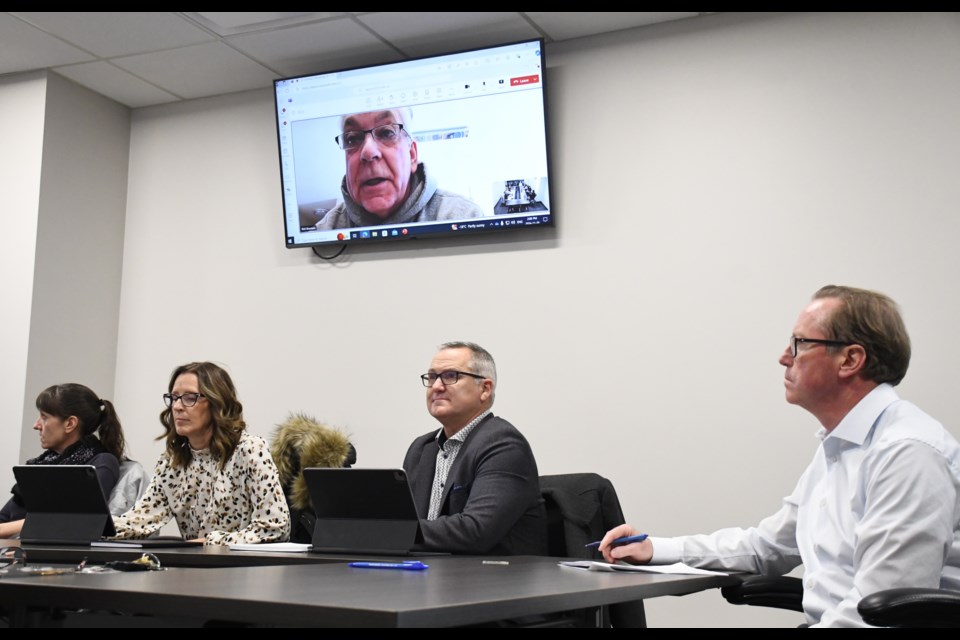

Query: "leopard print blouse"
left=112, top=431, right=290, bottom=545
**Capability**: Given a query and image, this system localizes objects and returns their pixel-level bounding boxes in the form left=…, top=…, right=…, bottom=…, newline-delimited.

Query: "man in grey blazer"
left=403, top=341, right=547, bottom=555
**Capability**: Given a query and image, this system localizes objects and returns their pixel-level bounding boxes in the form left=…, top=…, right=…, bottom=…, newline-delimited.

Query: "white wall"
left=0, top=71, right=128, bottom=492
left=38, top=11, right=960, bottom=627
left=0, top=72, right=46, bottom=491
left=20, top=73, right=130, bottom=462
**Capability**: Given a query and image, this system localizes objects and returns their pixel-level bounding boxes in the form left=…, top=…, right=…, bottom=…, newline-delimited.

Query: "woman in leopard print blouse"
left=112, top=362, right=290, bottom=545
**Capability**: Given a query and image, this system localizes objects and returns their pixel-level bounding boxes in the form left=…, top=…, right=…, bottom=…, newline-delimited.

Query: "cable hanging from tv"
left=312, top=245, right=347, bottom=260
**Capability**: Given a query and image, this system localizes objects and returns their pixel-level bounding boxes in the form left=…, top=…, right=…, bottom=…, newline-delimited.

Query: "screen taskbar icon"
left=349, top=228, right=404, bottom=240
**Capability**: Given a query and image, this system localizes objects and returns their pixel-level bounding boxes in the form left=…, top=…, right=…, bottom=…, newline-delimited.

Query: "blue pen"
left=584, top=534, right=648, bottom=549
left=348, top=561, right=428, bottom=571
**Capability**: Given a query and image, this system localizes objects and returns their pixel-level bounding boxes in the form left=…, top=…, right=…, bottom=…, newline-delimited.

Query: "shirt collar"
left=820, top=383, right=899, bottom=446
left=434, top=409, right=491, bottom=448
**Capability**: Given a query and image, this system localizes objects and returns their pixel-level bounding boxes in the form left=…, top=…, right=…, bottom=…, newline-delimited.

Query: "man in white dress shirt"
left=599, top=285, right=960, bottom=627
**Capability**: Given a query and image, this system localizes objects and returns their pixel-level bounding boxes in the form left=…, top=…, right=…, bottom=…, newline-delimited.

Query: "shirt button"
left=440, top=483, right=444, bottom=488
left=442, top=454, right=448, bottom=459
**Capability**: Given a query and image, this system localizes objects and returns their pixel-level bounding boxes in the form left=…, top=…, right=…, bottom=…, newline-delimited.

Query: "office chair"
left=857, top=588, right=960, bottom=627
left=540, top=472, right=646, bottom=628
left=108, top=459, right=149, bottom=516
left=720, top=575, right=804, bottom=613
left=722, top=575, right=960, bottom=627
left=270, top=412, right=356, bottom=543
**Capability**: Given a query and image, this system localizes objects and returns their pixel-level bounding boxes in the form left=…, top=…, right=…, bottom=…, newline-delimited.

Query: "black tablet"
left=13, top=465, right=116, bottom=545
left=303, top=468, right=422, bottom=555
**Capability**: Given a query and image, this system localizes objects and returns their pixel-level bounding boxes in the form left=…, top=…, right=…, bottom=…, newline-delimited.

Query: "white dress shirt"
left=651, top=384, right=960, bottom=627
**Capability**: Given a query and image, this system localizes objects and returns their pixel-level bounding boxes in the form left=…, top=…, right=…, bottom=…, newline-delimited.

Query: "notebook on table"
left=90, top=537, right=203, bottom=549
left=14, top=465, right=116, bottom=545
left=303, top=468, right=423, bottom=555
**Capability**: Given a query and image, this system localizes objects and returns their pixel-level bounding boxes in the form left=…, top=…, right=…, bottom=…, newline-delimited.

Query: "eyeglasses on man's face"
left=420, top=370, right=486, bottom=387
left=789, top=336, right=853, bottom=358
left=335, top=123, right=406, bottom=151
left=162, top=392, right=206, bottom=408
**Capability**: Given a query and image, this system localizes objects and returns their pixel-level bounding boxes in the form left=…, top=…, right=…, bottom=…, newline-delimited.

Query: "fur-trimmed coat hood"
left=270, top=412, right=354, bottom=511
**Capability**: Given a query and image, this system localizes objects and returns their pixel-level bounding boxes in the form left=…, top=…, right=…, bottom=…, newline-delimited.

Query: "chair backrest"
left=540, top=472, right=646, bottom=628
left=540, top=472, right=627, bottom=558
left=270, top=412, right=356, bottom=543
left=108, top=459, right=149, bottom=516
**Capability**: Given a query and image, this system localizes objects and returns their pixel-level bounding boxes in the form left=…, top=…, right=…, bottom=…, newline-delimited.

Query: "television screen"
left=274, top=38, right=553, bottom=249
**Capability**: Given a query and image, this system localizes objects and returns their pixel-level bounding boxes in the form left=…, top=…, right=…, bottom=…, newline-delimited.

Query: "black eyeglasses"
left=0, top=546, right=25, bottom=572
left=335, top=123, right=406, bottom=151
left=789, top=336, right=853, bottom=357
left=421, top=371, right=486, bottom=387
left=163, top=392, right=206, bottom=408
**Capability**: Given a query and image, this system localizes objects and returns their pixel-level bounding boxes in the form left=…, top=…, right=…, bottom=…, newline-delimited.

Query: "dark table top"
left=0, top=554, right=738, bottom=627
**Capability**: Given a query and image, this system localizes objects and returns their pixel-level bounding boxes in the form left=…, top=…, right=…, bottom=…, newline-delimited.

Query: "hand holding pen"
left=594, top=525, right=653, bottom=565
left=584, top=534, right=647, bottom=549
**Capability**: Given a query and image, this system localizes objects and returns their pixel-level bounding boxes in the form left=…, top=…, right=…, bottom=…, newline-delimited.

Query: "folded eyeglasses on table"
left=1, top=546, right=163, bottom=576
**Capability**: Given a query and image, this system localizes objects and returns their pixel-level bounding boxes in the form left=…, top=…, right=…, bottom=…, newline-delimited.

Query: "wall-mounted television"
left=274, top=38, right=553, bottom=250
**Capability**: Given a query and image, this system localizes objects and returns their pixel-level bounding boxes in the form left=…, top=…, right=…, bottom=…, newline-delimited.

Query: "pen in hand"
left=584, top=534, right=648, bottom=549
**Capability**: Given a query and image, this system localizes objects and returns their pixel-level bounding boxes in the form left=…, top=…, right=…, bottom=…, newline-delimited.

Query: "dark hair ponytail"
left=36, top=384, right=127, bottom=461
left=96, top=399, right=126, bottom=461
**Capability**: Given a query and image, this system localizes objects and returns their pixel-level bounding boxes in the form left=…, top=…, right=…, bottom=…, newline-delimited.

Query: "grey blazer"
left=403, top=413, right=547, bottom=555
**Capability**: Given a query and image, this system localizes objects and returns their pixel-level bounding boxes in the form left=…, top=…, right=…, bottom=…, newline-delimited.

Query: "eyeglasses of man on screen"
left=336, top=109, right=418, bottom=220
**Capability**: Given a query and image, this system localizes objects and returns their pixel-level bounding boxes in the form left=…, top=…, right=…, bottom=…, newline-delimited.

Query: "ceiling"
left=1, top=12, right=711, bottom=109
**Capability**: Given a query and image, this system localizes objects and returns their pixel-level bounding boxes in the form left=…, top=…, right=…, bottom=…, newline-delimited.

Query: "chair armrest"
left=858, top=588, right=960, bottom=628
left=721, top=575, right=805, bottom=613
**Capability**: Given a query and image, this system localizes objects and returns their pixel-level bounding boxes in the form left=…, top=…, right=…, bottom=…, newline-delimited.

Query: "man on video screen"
left=315, top=108, right=485, bottom=230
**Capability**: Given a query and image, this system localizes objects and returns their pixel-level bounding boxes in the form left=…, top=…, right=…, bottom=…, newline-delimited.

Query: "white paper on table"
left=229, top=542, right=313, bottom=553
left=558, top=560, right=727, bottom=576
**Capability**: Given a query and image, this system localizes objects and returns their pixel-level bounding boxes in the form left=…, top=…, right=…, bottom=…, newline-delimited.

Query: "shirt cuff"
left=649, top=536, right=682, bottom=564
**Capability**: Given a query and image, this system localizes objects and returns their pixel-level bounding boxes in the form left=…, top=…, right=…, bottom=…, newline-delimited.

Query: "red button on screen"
left=510, top=74, right=540, bottom=86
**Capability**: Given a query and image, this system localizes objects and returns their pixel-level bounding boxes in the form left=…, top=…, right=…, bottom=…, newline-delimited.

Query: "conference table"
left=1, top=545, right=739, bottom=627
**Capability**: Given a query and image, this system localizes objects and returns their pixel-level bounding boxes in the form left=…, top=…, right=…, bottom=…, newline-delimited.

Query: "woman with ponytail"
left=0, top=383, right=127, bottom=539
